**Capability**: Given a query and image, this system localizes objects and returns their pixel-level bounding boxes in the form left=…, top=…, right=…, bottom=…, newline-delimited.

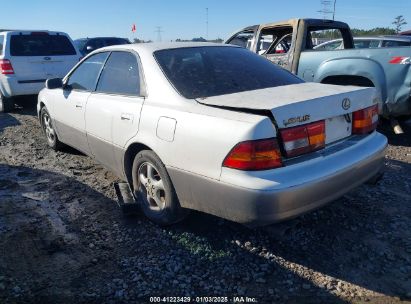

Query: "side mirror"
left=86, top=45, right=94, bottom=52
left=45, top=78, right=63, bottom=90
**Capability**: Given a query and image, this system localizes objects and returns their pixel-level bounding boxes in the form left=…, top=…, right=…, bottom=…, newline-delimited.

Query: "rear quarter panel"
left=131, top=100, right=275, bottom=180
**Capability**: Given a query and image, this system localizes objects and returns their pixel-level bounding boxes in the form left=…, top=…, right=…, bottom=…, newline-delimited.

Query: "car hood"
left=196, top=82, right=378, bottom=128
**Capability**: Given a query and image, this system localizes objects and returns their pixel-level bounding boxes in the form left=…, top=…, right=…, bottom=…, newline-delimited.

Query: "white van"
left=0, top=30, right=81, bottom=112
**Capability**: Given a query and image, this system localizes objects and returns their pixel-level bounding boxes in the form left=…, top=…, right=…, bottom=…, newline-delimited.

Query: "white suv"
left=0, top=30, right=81, bottom=112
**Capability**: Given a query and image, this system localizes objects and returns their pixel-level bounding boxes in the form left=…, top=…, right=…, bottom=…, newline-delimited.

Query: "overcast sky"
left=3, top=0, right=411, bottom=41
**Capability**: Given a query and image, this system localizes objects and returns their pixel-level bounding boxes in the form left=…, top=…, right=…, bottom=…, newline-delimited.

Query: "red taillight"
left=223, top=138, right=283, bottom=171
left=280, top=120, right=325, bottom=158
left=352, top=105, right=378, bottom=134
left=0, top=59, right=14, bottom=75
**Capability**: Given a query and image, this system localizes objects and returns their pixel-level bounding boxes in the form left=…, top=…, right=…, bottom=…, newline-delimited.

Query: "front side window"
left=10, top=34, right=77, bottom=56
left=154, top=46, right=303, bottom=99
left=67, top=52, right=109, bottom=91
left=96, top=52, right=140, bottom=96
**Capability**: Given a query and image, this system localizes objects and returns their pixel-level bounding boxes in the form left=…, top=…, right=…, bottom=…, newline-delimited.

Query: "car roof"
left=96, top=42, right=235, bottom=53
left=0, top=30, right=69, bottom=35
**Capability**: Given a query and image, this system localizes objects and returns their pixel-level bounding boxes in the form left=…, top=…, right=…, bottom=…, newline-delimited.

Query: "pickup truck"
left=225, top=18, right=411, bottom=117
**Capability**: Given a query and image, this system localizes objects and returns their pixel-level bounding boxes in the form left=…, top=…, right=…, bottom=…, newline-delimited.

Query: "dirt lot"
left=0, top=98, right=411, bottom=304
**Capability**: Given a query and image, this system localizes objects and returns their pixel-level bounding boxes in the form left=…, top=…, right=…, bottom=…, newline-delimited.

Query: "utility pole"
left=318, top=0, right=332, bottom=20
left=155, top=26, right=163, bottom=42
left=333, top=0, right=337, bottom=20
left=206, top=8, right=209, bottom=40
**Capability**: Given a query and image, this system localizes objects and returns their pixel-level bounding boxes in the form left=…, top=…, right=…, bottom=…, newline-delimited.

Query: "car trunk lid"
left=196, top=82, right=379, bottom=154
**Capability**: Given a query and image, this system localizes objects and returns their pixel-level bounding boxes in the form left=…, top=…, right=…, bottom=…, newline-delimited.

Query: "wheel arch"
left=314, top=58, right=387, bottom=101
left=321, top=75, right=375, bottom=87
left=124, top=142, right=154, bottom=190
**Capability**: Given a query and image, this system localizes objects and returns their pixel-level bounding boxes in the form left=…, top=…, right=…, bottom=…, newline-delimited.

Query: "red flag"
left=131, top=24, right=136, bottom=33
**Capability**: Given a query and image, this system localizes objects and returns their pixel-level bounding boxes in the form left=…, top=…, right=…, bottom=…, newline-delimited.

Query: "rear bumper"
left=0, top=76, right=46, bottom=97
left=168, top=132, right=387, bottom=226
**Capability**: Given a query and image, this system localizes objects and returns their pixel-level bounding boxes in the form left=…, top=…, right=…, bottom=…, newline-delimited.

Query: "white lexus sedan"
left=37, top=43, right=387, bottom=226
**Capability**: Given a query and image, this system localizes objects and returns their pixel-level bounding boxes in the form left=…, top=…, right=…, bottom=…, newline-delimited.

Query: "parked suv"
left=0, top=30, right=81, bottom=112
left=74, top=37, right=131, bottom=56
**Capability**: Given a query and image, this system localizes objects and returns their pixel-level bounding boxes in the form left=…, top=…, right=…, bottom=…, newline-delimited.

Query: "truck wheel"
left=40, top=107, right=63, bottom=151
left=132, top=150, right=189, bottom=226
left=0, top=95, right=14, bottom=113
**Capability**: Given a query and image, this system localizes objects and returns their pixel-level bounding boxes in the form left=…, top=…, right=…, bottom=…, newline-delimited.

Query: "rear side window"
left=96, top=52, right=140, bottom=95
left=67, top=52, right=109, bottom=91
left=10, top=34, right=77, bottom=56
left=0, top=35, right=4, bottom=55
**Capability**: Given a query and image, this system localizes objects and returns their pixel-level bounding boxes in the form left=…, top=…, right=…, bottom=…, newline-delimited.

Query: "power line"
left=318, top=0, right=337, bottom=20
left=155, top=26, right=164, bottom=42
left=318, top=0, right=332, bottom=20
left=206, top=8, right=209, bottom=40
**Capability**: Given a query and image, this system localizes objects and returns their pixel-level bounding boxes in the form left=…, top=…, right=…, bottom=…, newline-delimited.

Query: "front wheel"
left=40, top=107, right=63, bottom=151
left=132, top=150, right=189, bottom=225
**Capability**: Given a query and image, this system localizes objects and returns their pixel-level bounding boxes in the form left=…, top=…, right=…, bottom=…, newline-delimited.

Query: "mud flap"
left=114, top=182, right=139, bottom=214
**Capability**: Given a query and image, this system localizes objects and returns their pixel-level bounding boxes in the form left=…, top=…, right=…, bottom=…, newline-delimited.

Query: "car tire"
left=0, top=95, right=14, bottom=113
left=132, top=150, right=189, bottom=225
left=40, top=107, right=63, bottom=151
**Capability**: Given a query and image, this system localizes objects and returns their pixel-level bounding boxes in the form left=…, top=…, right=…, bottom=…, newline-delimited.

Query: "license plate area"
left=325, top=114, right=352, bottom=144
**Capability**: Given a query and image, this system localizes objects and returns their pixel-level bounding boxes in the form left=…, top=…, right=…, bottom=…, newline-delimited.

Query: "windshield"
left=154, top=46, right=303, bottom=99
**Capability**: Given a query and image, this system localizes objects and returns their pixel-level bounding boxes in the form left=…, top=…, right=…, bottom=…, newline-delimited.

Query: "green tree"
left=351, top=27, right=396, bottom=36
left=392, top=15, right=407, bottom=33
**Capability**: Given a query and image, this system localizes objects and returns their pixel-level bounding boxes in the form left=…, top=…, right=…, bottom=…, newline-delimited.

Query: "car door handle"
left=121, top=113, right=133, bottom=121
left=75, top=104, right=83, bottom=109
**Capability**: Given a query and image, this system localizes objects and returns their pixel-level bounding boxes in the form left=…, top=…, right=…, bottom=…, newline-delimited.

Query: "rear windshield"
left=10, top=34, right=77, bottom=56
left=154, top=46, right=303, bottom=99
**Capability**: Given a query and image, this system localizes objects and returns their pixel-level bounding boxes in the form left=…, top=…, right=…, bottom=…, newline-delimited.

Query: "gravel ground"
left=0, top=98, right=411, bottom=304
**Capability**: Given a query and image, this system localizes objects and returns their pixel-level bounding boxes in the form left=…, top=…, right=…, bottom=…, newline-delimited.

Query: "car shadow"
left=0, top=113, right=20, bottom=132
left=0, top=163, right=345, bottom=303
left=1, top=156, right=409, bottom=303
left=166, top=157, right=411, bottom=302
